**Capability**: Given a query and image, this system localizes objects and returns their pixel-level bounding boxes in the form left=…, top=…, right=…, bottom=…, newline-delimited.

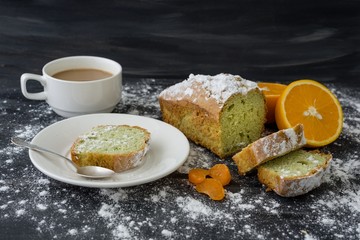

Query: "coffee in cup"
left=20, top=56, right=122, bottom=118
left=52, top=68, right=113, bottom=81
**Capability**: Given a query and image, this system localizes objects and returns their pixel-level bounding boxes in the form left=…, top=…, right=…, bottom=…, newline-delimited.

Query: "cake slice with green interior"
left=232, top=124, right=306, bottom=175
left=257, top=149, right=332, bottom=197
left=71, top=125, right=150, bottom=172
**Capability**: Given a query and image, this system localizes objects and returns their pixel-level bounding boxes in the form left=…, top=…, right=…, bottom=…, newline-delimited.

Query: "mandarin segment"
left=188, top=168, right=210, bottom=184
left=275, top=79, right=343, bottom=147
left=258, top=82, right=287, bottom=124
left=209, top=164, right=231, bottom=186
left=195, top=178, right=225, bottom=201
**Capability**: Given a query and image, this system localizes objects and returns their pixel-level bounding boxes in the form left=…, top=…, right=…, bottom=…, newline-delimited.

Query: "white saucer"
left=29, top=113, right=190, bottom=188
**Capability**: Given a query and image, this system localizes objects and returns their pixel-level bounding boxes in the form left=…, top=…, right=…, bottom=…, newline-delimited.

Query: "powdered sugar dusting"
left=0, top=80, right=359, bottom=239
left=176, top=196, right=214, bottom=219
left=245, top=124, right=306, bottom=169
left=159, top=73, right=258, bottom=106
left=74, top=125, right=148, bottom=153
left=177, top=143, right=214, bottom=173
left=284, top=125, right=307, bottom=146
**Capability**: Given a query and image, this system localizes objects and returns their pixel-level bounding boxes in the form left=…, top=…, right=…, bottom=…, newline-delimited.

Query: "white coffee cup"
left=20, top=56, right=122, bottom=118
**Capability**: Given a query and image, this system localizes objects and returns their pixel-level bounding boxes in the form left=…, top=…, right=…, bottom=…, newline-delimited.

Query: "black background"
left=1, top=0, right=359, bottom=87
left=1, top=1, right=359, bottom=239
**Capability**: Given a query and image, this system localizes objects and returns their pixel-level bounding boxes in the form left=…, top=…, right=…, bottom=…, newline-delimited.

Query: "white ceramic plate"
left=29, top=113, right=190, bottom=188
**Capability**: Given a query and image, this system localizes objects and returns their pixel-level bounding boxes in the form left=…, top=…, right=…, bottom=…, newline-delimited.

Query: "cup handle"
left=20, top=73, right=47, bottom=100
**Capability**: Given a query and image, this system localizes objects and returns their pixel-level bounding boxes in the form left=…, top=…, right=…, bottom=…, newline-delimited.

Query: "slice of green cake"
left=232, top=124, right=306, bottom=175
left=71, top=125, right=150, bottom=172
left=257, top=149, right=332, bottom=197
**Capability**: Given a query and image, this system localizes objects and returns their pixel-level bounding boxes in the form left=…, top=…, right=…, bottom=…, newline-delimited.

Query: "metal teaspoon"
left=11, top=137, right=115, bottom=179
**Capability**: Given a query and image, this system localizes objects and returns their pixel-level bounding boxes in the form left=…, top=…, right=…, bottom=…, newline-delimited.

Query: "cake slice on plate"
left=71, top=125, right=150, bottom=173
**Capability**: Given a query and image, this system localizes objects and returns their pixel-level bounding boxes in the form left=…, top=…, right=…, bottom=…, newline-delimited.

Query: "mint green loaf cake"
left=257, top=149, right=332, bottom=197
left=71, top=125, right=150, bottom=172
left=159, top=73, right=266, bottom=159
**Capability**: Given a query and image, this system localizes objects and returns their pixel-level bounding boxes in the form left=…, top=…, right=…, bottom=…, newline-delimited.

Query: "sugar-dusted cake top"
left=159, top=73, right=259, bottom=117
left=253, top=124, right=307, bottom=159
left=73, top=125, right=150, bottom=154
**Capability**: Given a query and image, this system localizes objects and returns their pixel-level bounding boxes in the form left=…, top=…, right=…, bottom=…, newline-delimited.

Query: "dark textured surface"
left=0, top=1, right=360, bottom=240
left=1, top=0, right=360, bottom=87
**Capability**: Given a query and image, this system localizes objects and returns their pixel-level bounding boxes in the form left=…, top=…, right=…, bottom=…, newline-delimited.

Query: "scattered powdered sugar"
left=161, top=229, right=174, bottom=237
left=176, top=196, right=214, bottom=219
left=121, top=78, right=163, bottom=119
left=0, top=80, right=359, bottom=239
left=177, top=143, right=214, bottom=173
left=68, top=228, right=78, bottom=236
left=0, top=186, right=10, bottom=191
left=285, top=125, right=307, bottom=146
left=74, top=125, right=147, bottom=153
left=253, top=124, right=306, bottom=162
left=159, top=73, right=258, bottom=106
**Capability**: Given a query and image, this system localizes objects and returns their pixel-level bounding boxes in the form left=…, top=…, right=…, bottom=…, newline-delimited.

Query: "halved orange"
left=258, top=82, right=287, bottom=123
left=275, top=79, right=343, bottom=147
